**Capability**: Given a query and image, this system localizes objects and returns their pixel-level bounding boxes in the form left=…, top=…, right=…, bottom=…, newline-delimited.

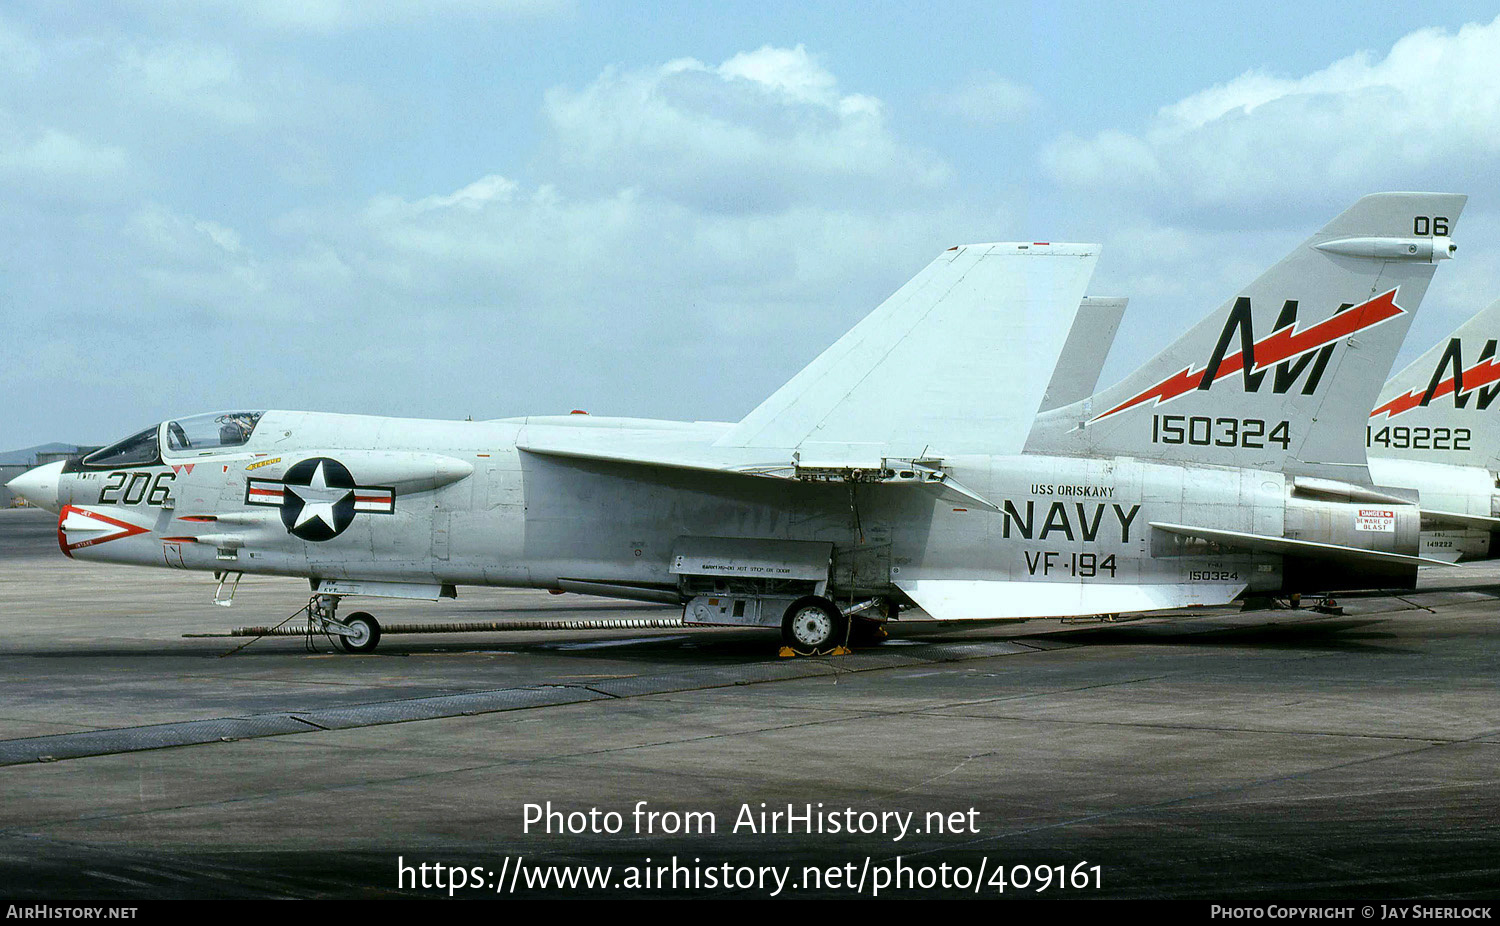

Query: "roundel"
left=280, top=457, right=359, bottom=541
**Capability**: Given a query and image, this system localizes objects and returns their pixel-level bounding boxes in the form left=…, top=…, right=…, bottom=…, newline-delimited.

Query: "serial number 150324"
left=1152, top=415, right=1290, bottom=450
left=1189, top=570, right=1240, bottom=581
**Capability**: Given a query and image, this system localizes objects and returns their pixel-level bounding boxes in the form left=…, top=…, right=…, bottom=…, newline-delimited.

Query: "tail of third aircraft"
left=1026, top=192, right=1466, bottom=481
left=1370, top=296, right=1500, bottom=471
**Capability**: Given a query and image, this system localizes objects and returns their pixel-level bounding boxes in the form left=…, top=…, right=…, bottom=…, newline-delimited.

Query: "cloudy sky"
left=4, top=0, right=1500, bottom=449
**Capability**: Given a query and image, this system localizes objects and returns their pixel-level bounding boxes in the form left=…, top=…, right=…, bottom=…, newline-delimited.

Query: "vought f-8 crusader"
left=7, top=193, right=1465, bottom=653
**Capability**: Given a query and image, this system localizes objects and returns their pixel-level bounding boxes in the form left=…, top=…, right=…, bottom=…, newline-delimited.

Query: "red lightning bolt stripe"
left=1370, top=355, right=1500, bottom=419
left=1090, top=289, right=1404, bottom=423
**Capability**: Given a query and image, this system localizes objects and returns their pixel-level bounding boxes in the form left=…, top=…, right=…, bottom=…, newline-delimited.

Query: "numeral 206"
left=98, top=471, right=175, bottom=506
left=1152, top=415, right=1290, bottom=449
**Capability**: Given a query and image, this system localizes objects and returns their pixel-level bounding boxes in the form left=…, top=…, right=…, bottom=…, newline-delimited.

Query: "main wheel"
left=339, top=612, right=382, bottom=653
left=781, top=597, right=847, bottom=655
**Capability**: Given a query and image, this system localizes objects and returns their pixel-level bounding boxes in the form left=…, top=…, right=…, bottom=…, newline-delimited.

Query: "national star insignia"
left=286, top=461, right=352, bottom=531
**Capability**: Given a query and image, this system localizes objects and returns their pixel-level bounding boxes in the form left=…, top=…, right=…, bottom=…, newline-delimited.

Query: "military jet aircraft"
left=7, top=192, right=1464, bottom=654
left=1364, top=296, right=1500, bottom=561
left=1022, top=243, right=1497, bottom=566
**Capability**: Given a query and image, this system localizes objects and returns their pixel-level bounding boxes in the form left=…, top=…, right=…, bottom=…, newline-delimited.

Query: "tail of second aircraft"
left=1038, top=297, right=1128, bottom=413
left=1370, top=296, right=1500, bottom=471
left=1026, top=192, right=1466, bottom=481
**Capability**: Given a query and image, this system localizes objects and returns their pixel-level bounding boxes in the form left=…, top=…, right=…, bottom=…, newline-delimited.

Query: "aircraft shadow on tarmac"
left=1030, top=617, right=1417, bottom=654
left=241, top=610, right=1421, bottom=663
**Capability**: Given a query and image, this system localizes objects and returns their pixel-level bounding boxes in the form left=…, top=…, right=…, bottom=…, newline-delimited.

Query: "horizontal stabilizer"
left=896, top=578, right=1246, bottom=621
left=1290, top=476, right=1418, bottom=505
left=1418, top=509, right=1500, bottom=531
left=1148, top=521, right=1457, bottom=568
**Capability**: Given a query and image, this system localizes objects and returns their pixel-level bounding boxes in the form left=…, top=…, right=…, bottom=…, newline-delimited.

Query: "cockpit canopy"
left=81, top=412, right=265, bottom=468
left=165, top=411, right=264, bottom=454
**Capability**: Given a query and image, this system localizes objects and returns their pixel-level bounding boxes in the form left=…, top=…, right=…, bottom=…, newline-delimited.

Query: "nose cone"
left=7, top=460, right=66, bottom=512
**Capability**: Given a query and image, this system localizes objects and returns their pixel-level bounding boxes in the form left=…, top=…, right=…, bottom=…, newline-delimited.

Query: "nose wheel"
left=338, top=612, right=382, bottom=653
left=308, top=594, right=383, bottom=653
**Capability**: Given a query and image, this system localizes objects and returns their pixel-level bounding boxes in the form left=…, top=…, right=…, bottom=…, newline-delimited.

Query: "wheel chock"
left=778, top=645, right=854, bottom=658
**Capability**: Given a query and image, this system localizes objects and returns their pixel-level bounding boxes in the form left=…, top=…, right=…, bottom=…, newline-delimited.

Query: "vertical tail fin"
left=1037, top=297, right=1128, bottom=413
left=715, top=243, right=1100, bottom=456
left=1371, top=296, right=1500, bottom=470
left=1026, top=192, right=1466, bottom=481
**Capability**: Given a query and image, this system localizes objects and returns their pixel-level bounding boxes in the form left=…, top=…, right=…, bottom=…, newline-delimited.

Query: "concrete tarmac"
left=0, top=507, right=1496, bottom=900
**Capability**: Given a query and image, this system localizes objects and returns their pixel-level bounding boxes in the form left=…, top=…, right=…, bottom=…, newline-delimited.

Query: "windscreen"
left=82, top=426, right=160, bottom=468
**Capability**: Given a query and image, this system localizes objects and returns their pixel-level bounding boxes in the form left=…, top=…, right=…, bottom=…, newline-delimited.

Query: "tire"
left=339, top=612, right=381, bottom=653
left=780, top=597, right=847, bottom=655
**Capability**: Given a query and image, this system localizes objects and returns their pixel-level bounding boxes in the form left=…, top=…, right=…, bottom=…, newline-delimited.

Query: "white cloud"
left=0, top=9, right=369, bottom=158
left=113, top=43, right=260, bottom=128
left=541, top=45, right=950, bottom=213
left=719, top=46, right=831, bottom=99
left=358, top=177, right=959, bottom=289
left=1043, top=16, right=1500, bottom=215
left=123, top=203, right=266, bottom=311
left=0, top=121, right=132, bottom=200
left=935, top=72, right=1039, bottom=125
left=385, top=174, right=521, bottom=214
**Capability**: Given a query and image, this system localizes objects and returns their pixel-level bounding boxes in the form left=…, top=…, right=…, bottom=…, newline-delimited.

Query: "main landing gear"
left=780, top=596, right=848, bottom=656
left=778, top=596, right=893, bottom=657
left=308, top=594, right=383, bottom=653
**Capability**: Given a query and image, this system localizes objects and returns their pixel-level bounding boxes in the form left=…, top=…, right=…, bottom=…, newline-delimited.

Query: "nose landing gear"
left=338, top=612, right=382, bottom=653
left=308, top=594, right=383, bottom=654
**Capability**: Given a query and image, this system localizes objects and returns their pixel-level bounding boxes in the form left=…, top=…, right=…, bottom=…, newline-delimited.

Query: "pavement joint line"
left=576, top=686, right=622, bottom=699
left=0, top=710, right=896, bottom=837
left=14, top=647, right=1480, bottom=839
left=29, top=712, right=1472, bottom=900
left=0, top=639, right=1038, bottom=767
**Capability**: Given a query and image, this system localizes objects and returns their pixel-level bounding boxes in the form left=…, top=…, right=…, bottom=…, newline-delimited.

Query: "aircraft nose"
left=7, top=460, right=66, bottom=513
